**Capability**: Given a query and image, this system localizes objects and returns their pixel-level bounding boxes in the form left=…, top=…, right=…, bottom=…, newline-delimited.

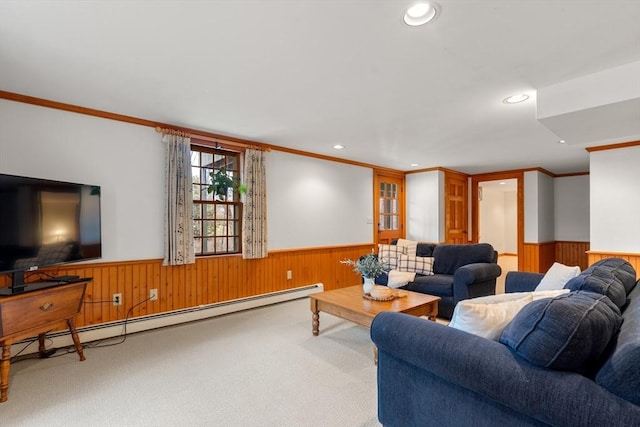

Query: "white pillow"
left=535, top=262, right=581, bottom=291
left=396, top=239, right=418, bottom=257
left=387, top=270, right=416, bottom=289
left=531, top=289, right=570, bottom=300
left=378, top=244, right=406, bottom=270
left=449, top=293, right=533, bottom=340
left=397, top=254, right=434, bottom=276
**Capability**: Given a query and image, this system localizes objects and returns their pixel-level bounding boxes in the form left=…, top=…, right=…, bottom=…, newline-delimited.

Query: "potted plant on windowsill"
left=340, top=253, right=386, bottom=294
left=207, top=168, right=247, bottom=201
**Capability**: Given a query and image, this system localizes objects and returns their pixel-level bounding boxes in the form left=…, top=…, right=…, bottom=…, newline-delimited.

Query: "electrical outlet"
left=113, top=293, right=122, bottom=306
left=286, top=270, right=292, bottom=280
left=150, top=288, right=158, bottom=301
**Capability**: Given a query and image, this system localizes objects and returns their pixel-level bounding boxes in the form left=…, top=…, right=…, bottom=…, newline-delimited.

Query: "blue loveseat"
left=376, top=242, right=501, bottom=319
left=370, top=258, right=640, bottom=426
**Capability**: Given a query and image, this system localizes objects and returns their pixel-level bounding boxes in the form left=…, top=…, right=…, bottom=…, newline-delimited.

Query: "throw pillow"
left=535, top=262, right=581, bottom=291
left=396, top=239, right=418, bottom=257
left=378, top=244, right=406, bottom=270
left=564, top=272, right=627, bottom=309
left=397, top=254, right=434, bottom=276
left=387, top=270, right=416, bottom=288
left=499, top=291, right=623, bottom=375
left=588, top=258, right=637, bottom=293
left=448, top=293, right=534, bottom=341
left=531, top=289, right=570, bottom=300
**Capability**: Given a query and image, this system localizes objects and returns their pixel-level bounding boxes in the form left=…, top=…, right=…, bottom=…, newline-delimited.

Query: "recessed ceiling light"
left=503, top=94, right=530, bottom=104
left=333, top=144, right=345, bottom=150
left=410, top=163, right=419, bottom=167
left=499, top=181, right=506, bottom=185
left=404, top=2, right=439, bottom=26
left=558, top=139, right=566, bottom=144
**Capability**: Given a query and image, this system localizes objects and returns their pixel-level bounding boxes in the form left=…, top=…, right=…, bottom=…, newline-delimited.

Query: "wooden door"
left=375, top=173, right=405, bottom=245
left=444, top=171, right=468, bottom=244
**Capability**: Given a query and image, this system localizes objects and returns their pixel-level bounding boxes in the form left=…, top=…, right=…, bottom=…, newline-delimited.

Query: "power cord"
left=81, top=295, right=153, bottom=349
left=10, top=295, right=154, bottom=362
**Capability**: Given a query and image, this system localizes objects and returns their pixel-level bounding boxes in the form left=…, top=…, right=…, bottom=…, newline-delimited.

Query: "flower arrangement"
left=340, top=253, right=386, bottom=279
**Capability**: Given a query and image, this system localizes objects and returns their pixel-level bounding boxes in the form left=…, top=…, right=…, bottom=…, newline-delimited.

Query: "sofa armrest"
left=505, top=271, right=544, bottom=293
left=370, top=312, right=640, bottom=426
left=453, top=262, right=502, bottom=299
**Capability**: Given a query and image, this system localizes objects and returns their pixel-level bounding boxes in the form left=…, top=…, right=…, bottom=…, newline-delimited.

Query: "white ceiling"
left=1, top=1, right=639, bottom=174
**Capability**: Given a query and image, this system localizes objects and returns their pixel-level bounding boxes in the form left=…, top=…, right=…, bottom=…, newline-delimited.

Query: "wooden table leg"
left=38, top=334, right=46, bottom=357
left=67, top=318, right=86, bottom=362
left=1, top=341, right=11, bottom=403
left=310, top=299, right=320, bottom=336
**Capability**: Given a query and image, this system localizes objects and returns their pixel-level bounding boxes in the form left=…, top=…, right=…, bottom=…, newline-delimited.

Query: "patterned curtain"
left=242, top=148, right=268, bottom=259
left=163, top=133, right=195, bottom=266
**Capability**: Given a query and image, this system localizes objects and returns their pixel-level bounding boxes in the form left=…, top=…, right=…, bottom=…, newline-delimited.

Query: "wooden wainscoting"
left=588, top=251, right=640, bottom=279
left=555, top=241, right=590, bottom=270
left=522, top=242, right=556, bottom=273
left=0, top=244, right=374, bottom=328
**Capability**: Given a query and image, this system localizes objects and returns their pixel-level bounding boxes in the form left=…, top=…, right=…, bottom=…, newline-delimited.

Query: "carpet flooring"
left=2, top=297, right=381, bottom=427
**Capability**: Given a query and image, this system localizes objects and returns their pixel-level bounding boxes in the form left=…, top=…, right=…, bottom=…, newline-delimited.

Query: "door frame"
left=373, top=169, right=406, bottom=245
left=471, top=171, right=524, bottom=271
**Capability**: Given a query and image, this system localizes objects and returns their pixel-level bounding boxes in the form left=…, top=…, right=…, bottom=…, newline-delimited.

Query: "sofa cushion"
left=432, top=243, right=496, bottom=275
left=449, top=293, right=533, bottom=340
left=499, top=291, right=623, bottom=375
left=535, top=262, right=581, bottom=291
left=564, top=270, right=627, bottom=309
left=415, top=243, right=436, bottom=257
left=378, top=244, right=406, bottom=270
left=404, top=274, right=454, bottom=297
left=588, top=258, right=637, bottom=294
left=397, top=254, right=434, bottom=276
left=448, top=290, right=569, bottom=341
left=596, top=283, right=640, bottom=406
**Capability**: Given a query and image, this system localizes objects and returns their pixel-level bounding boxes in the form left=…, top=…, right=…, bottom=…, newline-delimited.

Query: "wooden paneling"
left=0, top=244, right=374, bottom=329
left=522, top=242, right=556, bottom=273
left=556, top=241, right=590, bottom=270
left=588, top=251, right=640, bottom=279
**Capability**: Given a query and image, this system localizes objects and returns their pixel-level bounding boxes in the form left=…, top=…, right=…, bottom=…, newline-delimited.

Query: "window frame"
left=191, top=143, right=243, bottom=257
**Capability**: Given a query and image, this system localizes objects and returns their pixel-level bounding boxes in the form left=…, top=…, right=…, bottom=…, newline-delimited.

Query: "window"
left=191, top=145, right=242, bottom=256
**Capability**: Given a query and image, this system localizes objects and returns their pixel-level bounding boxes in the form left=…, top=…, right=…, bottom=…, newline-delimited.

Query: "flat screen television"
left=0, top=173, right=102, bottom=295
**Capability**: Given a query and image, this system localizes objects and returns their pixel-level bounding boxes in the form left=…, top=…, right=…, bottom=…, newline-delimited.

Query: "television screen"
left=0, top=173, right=101, bottom=292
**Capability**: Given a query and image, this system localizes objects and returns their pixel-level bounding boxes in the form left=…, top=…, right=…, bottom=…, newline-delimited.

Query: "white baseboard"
left=13, top=283, right=324, bottom=356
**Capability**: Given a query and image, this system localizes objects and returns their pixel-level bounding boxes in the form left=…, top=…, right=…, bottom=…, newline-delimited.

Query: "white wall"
left=538, top=173, right=555, bottom=242
left=554, top=175, right=590, bottom=241
left=406, top=170, right=443, bottom=242
left=590, top=146, right=640, bottom=252
left=0, top=100, right=375, bottom=263
left=266, top=151, right=373, bottom=249
left=479, top=187, right=517, bottom=253
left=504, top=191, right=517, bottom=253
left=0, top=100, right=164, bottom=262
left=479, top=187, right=505, bottom=252
left=524, top=171, right=555, bottom=243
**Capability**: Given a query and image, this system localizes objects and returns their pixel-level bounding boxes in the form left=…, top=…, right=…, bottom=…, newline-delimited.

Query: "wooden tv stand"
left=0, top=279, right=90, bottom=402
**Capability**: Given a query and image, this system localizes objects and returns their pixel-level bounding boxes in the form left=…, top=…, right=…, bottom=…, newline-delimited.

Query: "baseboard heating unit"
left=14, top=283, right=324, bottom=356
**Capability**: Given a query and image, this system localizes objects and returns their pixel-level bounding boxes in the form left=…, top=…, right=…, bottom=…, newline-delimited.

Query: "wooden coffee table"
left=310, top=285, right=440, bottom=336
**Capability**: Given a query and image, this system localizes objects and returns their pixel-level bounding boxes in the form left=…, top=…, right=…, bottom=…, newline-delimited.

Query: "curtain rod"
left=155, top=126, right=268, bottom=151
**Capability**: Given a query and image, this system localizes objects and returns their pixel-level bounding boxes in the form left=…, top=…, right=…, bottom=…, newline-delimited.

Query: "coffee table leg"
left=312, top=312, right=320, bottom=336
left=310, top=298, right=320, bottom=336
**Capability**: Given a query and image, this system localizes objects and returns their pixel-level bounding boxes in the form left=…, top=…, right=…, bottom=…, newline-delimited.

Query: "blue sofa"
left=376, top=242, right=501, bottom=319
left=370, top=258, right=640, bottom=426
